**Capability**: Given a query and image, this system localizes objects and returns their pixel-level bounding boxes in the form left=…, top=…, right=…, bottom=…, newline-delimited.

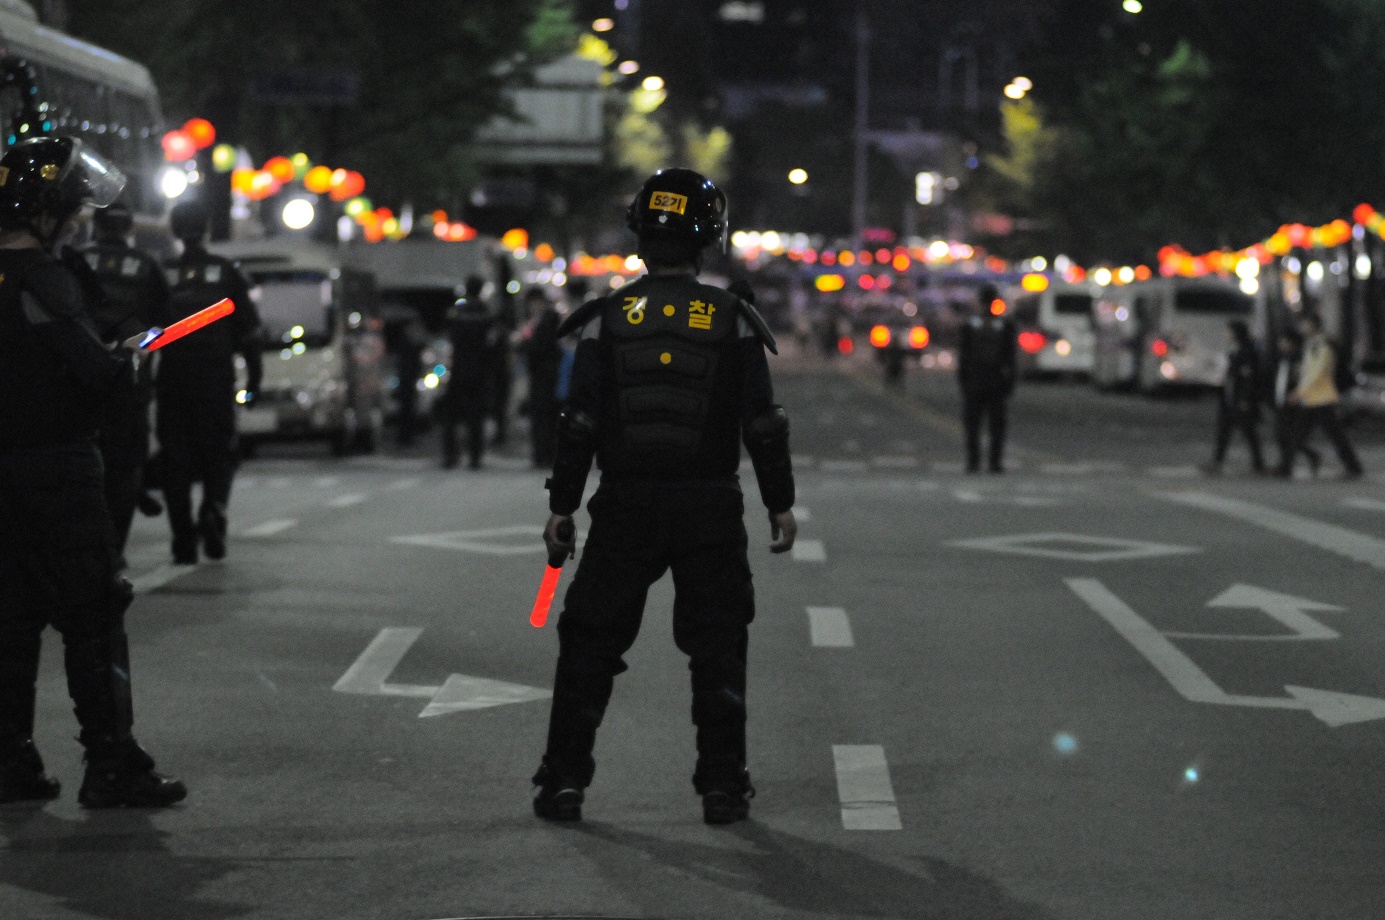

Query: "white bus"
left=0, top=0, right=166, bottom=243
left=1092, top=276, right=1256, bottom=393
left=1006, top=280, right=1098, bottom=377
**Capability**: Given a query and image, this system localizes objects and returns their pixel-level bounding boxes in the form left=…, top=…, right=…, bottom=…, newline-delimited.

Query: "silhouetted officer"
left=439, top=278, right=498, bottom=469
left=534, top=169, right=797, bottom=826
left=0, top=137, right=185, bottom=808
left=1206, top=320, right=1265, bottom=474
left=159, top=201, right=262, bottom=564
left=521, top=287, right=563, bottom=468
left=957, top=283, right=1017, bottom=473
left=71, top=201, right=173, bottom=552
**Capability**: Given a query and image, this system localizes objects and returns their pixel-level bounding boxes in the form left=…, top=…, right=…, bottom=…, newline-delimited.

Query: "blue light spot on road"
left=1184, top=766, right=1200, bottom=783
left=1053, top=732, right=1078, bottom=754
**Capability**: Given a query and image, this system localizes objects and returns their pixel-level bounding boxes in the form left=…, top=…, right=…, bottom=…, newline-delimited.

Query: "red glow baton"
left=144, top=298, right=235, bottom=351
left=530, top=519, right=575, bottom=628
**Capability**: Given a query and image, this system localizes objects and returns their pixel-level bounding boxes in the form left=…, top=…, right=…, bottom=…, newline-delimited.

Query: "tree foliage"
left=64, top=0, right=578, bottom=205
left=1010, top=0, right=1385, bottom=263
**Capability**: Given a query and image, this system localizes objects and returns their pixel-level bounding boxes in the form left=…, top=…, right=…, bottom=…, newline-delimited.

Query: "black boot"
left=171, top=533, right=198, bottom=565
left=199, top=504, right=227, bottom=561
left=136, top=492, right=164, bottom=517
left=0, top=739, right=61, bottom=804
left=531, top=761, right=583, bottom=821
left=78, top=737, right=186, bottom=809
left=697, top=766, right=755, bottom=825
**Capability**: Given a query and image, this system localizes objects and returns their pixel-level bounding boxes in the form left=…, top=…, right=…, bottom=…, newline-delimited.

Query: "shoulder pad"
left=736, top=297, right=778, bottom=355
left=556, top=296, right=605, bottom=338
left=22, top=257, right=84, bottom=320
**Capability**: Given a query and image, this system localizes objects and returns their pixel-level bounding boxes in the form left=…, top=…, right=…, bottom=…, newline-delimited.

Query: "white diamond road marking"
left=948, top=532, right=1200, bottom=562
left=808, top=607, right=854, bottom=647
left=833, top=745, right=902, bottom=831
left=391, top=525, right=584, bottom=556
left=793, top=539, right=827, bottom=563
left=242, top=519, right=298, bottom=538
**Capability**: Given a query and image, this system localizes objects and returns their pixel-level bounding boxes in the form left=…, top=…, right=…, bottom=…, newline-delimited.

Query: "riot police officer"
left=159, top=201, right=262, bottom=564
left=533, top=168, right=797, bottom=825
left=1205, top=320, right=1266, bottom=474
left=0, top=136, right=185, bottom=807
left=439, top=277, right=498, bottom=469
left=71, top=201, right=173, bottom=553
left=520, top=287, right=563, bottom=468
left=957, top=284, right=1018, bottom=473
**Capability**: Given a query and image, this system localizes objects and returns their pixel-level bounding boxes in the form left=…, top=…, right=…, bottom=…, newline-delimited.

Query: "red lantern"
left=183, top=118, right=216, bottom=150
left=341, top=170, right=366, bottom=199
left=1354, top=203, right=1376, bottom=226
left=1287, top=224, right=1310, bottom=247
left=161, top=130, right=196, bottom=162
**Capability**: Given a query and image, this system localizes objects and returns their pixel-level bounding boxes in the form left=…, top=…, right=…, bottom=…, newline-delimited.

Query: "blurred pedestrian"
left=520, top=287, right=562, bottom=468
left=1270, top=330, right=1320, bottom=475
left=439, top=281, right=497, bottom=469
left=71, top=200, right=173, bottom=555
left=0, top=137, right=185, bottom=807
left=159, top=201, right=262, bottom=564
left=1277, top=313, right=1362, bottom=479
left=1205, top=320, right=1265, bottom=474
left=483, top=278, right=515, bottom=447
left=957, top=283, right=1018, bottom=473
left=533, top=168, right=796, bottom=826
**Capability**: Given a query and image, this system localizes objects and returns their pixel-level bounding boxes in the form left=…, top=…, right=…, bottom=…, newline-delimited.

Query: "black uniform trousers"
left=1274, top=406, right=1320, bottom=471
left=439, top=375, right=488, bottom=468
left=1213, top=405, right=1265, bottom=470
left=962, top=389, right=1009, bottom=472
left=98, top=386, right=152, bottom=554
left=0, top=444, right=133, bottom=752
left=541, top=484, right=755, bottom=793
left=158, top=394, right=237, bottom=549
left=1284, top=405, right=1362, bottom=476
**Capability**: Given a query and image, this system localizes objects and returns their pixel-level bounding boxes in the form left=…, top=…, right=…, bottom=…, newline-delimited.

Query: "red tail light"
left=1151, top=338, right=1169, bottom=357
left=869, top=325, right=892, bottom=348
left=908, top=326, right=930, bottom=349
left=1018, top=330, right=1047, bottom=354
left=837, top=336, right=855, bottom=355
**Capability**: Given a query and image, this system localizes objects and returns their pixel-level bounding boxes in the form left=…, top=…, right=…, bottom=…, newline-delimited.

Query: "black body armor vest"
left=595, top=273, right=744, bottom=481
left=77, top=242, right=162, bottom=341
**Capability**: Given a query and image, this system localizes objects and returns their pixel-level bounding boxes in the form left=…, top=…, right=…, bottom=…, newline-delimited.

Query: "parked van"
left=213, top=241, right=387, bottom=455
left=1006, top=280, right=1098, bottom=377
left=1092, top=277, right=1255, bottom=393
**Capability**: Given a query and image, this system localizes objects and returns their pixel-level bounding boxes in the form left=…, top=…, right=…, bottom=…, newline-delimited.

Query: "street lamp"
left=618, top=60, right=640, bottom=75
left=1123, top=0, right=1143, bottom=13
left=593, top=17, right=614, bottom=31
left=642, top=75, right=664, bottom=92
left=1004, top=76, right=1032, bottom=100
left=788, top=168, right=808, bottom=185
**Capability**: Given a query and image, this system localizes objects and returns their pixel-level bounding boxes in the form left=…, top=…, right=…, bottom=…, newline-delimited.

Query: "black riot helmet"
left=0, top=136, right=126, bottom=240
left=626, top=168, right=728, bottom=256
left=169, top=200, right=210, bottom=243
left=93, top=198, right=134, bottom=239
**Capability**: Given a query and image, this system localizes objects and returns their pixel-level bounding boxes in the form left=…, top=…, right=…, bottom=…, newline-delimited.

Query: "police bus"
left=0, top=0, right=166, bottom=245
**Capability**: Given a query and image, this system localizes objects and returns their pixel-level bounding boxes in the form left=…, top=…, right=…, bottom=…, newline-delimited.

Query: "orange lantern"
left=231, top=168, right=256, bottom=196
left=1354, top=204, right=1377, bottom=226
left=263, top=156, right=295, bottom=185
left=182, top=118, right=216, bottom=149
left=534, top=243, right=556, bottom=262
left=501, top=228, right=530, bottom=251
left=304, top=166, right=334, bottom=195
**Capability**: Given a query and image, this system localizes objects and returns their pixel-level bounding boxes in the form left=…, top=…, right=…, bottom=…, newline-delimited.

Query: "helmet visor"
left=70, top=141, right=127, bottom=208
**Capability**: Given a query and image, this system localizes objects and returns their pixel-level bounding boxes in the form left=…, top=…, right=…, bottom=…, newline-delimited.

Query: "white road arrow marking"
left=1066, top=578, right=1385, bottom=727
left=1162, top=584, right=1342, bottom=641
left=418, top=674, right=551, bottom=718
left=334, top=627, right=551, bottom=717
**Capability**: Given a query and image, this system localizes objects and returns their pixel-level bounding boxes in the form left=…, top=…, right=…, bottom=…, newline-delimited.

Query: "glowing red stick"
left=530, top=519, right=575, bottom=628
left=530, top=564, right=563, bottom=628
left=145, top=298, right=235, bottom=351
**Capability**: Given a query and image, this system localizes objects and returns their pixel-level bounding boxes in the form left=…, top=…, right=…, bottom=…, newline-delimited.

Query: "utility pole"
left=851, top=0, right=870, bottom=253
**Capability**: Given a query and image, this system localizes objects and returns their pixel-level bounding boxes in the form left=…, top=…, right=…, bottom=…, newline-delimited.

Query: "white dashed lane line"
left=387, top=477, right=421, bottom=491
left=807, top=607, right=854, bottom=648
left=241, top=519, right=299, bottom=538
left=1344, top=497, right=1385, bottom=513
left=792, top=539, right=826, bottom=563
left=326, top=493, right=368, bottom=509
left=833, top=745, right=902, bottom=831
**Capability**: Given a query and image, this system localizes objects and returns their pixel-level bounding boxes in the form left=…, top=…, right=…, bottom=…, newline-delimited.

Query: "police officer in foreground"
left=439, top=276, right=498, bottom=469
left=72, top=200, right=173, bottom=554
left=957, top=283, right=1018, bottom=473
left=0, top=136, right=186, bottom=807
left=159, top=201, right=261, bottom=564
left=532, top=168, right=797, bottom=825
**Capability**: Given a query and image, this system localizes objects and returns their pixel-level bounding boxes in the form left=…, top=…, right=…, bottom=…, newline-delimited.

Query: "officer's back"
left=447, top=296, right=495, bottom=382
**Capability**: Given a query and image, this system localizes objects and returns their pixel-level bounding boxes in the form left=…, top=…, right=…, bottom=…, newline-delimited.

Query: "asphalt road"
left=6, top=347, right=1385, bottom=920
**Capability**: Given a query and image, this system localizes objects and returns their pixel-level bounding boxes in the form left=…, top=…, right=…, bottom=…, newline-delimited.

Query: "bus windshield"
left=1176, top=289, right=1252, bottom=315
left=253, top=271, right=335, bottom=349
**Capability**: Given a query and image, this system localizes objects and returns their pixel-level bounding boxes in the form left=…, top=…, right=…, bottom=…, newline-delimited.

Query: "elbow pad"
left=546, top=407, right=597, bottom=515
left=745, top=406, right=795, bottom=513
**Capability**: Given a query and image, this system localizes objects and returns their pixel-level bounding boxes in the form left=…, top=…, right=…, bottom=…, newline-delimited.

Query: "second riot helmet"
left=169, top=200, right=210, bottom=242
left=625, top=168, right=728, bottom=253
